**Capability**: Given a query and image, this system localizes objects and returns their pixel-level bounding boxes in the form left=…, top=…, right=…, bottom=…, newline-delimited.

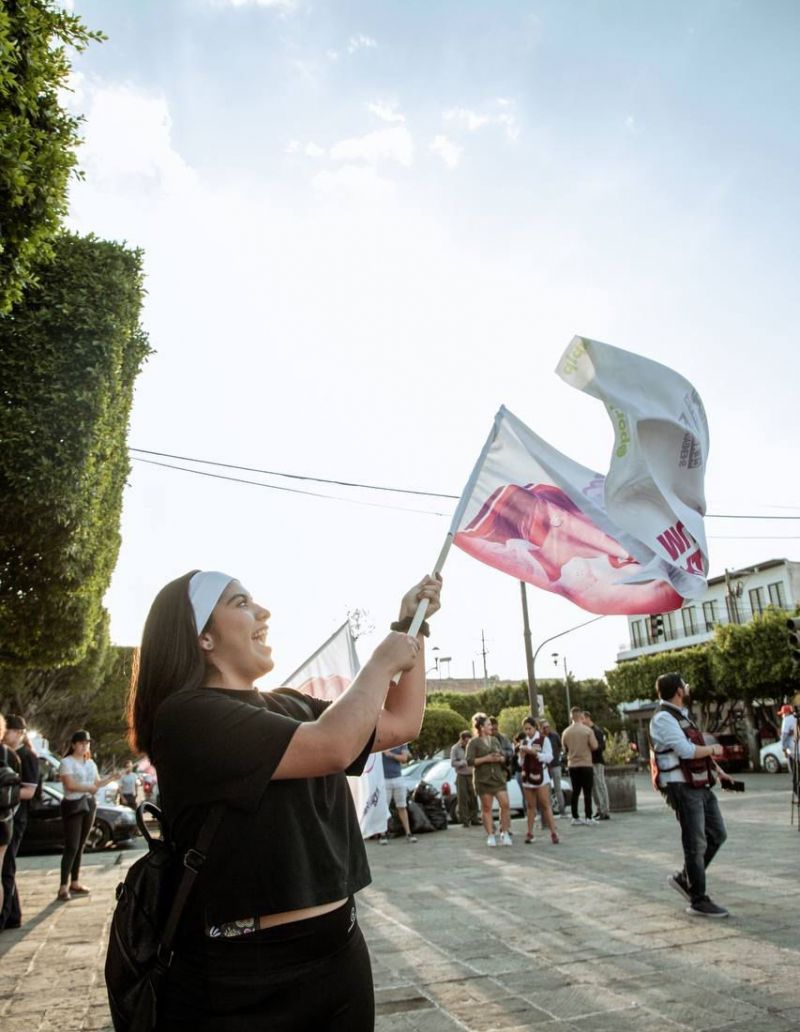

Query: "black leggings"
left=60, top=802, right=96, bottom=885
left=569, top=767, right=594, bottom=819
left=157, top=898, right=374, bottom=1031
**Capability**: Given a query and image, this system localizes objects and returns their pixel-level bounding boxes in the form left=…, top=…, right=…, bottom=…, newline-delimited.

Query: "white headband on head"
left=189, top=571, right=235, bottom=634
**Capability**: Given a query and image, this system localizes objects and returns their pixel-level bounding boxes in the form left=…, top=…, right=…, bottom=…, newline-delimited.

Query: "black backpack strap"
left=155, top=804, right=226, bottom=971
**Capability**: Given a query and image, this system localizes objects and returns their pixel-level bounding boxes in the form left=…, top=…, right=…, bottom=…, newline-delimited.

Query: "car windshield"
left=424, top=759, right=453, bottom=781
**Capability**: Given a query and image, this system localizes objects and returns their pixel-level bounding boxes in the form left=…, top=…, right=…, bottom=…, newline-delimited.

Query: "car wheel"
left=85, top=820, right=111, bottom=852
left=763, top=754, right=781, bottom=774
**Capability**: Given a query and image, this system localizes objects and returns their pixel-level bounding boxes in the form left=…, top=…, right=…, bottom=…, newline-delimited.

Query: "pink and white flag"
left=452, top=337, right=709, bottom=616
left=282, top=622, right=388, bottom=838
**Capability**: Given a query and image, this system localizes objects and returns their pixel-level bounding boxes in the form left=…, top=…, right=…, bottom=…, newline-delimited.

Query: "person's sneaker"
left=571, top=817, right=583, bottom=826
left=550, top=831, right=560, bottom=844
left=686, top=897, right=729, bottom=919
left=499, top=831, right=513, bottom=847
left=668, top=871, right=692, bottom=902
left=524, top=832, right=534, bottom=844
left=406, top=834, right=418, bottom=843
left=597, top=813, right=611, bottom=821
left=583, top=818, right=596, bottom=827
left=377, top=834, right=389, bottom=845
left=486, top=834, right=497, bottom=847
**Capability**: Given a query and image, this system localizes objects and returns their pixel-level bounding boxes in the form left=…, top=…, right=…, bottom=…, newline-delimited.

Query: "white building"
left=616, top=557, right=800, bottom=663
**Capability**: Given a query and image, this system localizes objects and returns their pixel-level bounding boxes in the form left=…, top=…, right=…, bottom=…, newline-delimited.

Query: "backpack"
left=105, top=801, right=224, bottom=1032
left=0, top=745, right=21, bottom=820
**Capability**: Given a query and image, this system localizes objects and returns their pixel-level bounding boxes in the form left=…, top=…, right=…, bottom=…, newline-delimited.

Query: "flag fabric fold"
left=451, top=337, right=709, bottom=616
left=282, top=622, right=388, bottom=838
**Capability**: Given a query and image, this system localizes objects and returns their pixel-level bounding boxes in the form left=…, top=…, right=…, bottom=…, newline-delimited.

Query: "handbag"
left=62, top=794, right=92, bottom=818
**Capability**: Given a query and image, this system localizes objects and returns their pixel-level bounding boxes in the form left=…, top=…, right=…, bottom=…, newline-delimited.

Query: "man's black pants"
left=569, top=766, right=594, bottom=820
left=0, top=810, right=28, bottom=929
left=666, top=783, right=727, bottom=902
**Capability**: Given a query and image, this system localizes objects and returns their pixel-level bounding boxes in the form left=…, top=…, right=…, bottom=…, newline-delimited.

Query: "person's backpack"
left=105, top=801, right=224, bottom=1032
left=0, top=745, right=21, bottom=820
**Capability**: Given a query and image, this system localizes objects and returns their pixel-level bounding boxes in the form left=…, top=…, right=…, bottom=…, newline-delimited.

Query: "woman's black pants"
left=60, top=801, right=96, bottom=885
left=157, top=897, right=375, bottom=1031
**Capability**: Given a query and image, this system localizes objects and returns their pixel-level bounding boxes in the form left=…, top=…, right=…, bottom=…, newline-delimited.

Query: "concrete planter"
left=605, top=764, right=637, bottom=812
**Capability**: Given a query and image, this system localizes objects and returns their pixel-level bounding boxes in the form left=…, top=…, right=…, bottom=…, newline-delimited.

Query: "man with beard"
left=649, top=673, right=731, bottom=918
left=0, top=715, right=38, bottom=931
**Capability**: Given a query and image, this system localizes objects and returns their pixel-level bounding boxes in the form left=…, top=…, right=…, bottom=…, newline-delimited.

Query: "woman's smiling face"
left=202, top=580, right=273, bottom=681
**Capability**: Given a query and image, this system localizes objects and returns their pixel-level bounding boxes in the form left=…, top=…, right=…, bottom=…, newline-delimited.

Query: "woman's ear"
left=198, top=632, right=214, bottom=652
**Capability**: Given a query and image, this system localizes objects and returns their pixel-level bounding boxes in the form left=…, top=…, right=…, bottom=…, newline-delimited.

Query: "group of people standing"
left=449, top=707, right=612, bottom=847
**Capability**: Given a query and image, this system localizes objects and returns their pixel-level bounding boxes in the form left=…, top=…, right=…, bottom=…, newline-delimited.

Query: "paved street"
left=2, top=772, right=799, bottom=1031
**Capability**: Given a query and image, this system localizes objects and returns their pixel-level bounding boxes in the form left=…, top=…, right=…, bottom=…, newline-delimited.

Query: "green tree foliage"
left=708, top=609, right=800, bottom=702
left=0, top=233, right=151, bottom=668
left=606, top=646, right=716, bottom=706
left=0, top=1, right=104, bottom=312
left=410, top=705, right=465, bottom=758
left=496, top=705, right=530, bottom=738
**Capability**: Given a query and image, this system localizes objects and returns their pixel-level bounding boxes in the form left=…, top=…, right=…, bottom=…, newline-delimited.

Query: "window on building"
left=682, top=606, right=697, bottom=637
left=749, top=587, right=766, bottom=617
left=768, top=581, right=787, bottom=609
left=631, top=620, right=643, bottom=648
left=663, top=611, right=676, bottom=641
left=703, top=600, right=719, bottom=631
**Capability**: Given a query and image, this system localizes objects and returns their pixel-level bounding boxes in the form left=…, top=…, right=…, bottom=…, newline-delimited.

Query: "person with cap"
left=0, top=715, right=38, bottom=930
left=450, top=730, right=479, bottom=828
left=57, top=729, right=118, bottom=902
left=126, top=568, right=441, bottom=1031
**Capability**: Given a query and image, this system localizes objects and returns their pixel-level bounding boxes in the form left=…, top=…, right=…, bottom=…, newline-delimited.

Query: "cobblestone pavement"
left=2, top=773, right=799, bottom=1031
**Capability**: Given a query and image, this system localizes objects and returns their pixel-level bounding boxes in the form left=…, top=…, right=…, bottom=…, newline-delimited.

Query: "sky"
left=62, top=0, right=800, bottom=686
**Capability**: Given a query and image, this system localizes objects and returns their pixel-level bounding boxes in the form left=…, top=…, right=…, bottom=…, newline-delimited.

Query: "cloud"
left=347, top=34, right=377, bottom=54
left=430, top=135, right=462, bottom=170
left=71, top=82, right=195, bottom=193
left=311, top=163, right=395, bottom=200
left=443, top=99, right=520, bottom=141
left=304, top=142, right=325, bottom=158
left=216, top=0, right=296, bottom=8
left=367, top=101, right=405, bottom=124
left=330, top=126, right=414, bottom=167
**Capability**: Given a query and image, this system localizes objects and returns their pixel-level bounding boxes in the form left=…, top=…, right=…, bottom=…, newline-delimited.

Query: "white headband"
left=189, top=571, right=235, bottom=634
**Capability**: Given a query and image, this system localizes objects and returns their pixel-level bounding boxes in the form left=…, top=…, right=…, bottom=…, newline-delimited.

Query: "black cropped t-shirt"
left=151, top=686, right=374, bottom=934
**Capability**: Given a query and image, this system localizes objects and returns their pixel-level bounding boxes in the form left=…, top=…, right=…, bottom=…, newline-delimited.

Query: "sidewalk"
left=2, top=773, right=799, bottom=1031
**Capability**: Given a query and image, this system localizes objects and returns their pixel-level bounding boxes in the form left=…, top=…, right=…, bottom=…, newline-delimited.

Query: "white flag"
left=451, top=338, right=709, bottom=615
left=283, top=623, right=388, bottom=838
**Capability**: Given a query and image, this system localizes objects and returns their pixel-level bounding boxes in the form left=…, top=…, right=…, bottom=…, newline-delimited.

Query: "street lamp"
left=551, top=652, right=571, bottom=712
left=438, top=656, right=452, bottom=680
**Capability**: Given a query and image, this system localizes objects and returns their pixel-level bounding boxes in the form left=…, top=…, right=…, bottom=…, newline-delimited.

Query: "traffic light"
left=787, top=618, right=800, bottom=664
left=649, top=614, right=665, bottom=640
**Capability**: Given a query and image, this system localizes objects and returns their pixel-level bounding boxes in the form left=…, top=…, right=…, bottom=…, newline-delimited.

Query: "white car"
left=760, top=741, right=790, bottom=774
left=412, top=757, right=572, bottom=821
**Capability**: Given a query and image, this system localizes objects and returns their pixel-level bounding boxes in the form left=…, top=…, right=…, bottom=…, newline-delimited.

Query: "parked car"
left=701, top=732, right=748, bottom=773
left=760, top=741, right=789, bottom=774
left=19, top=782, right=141, bottom=854
left=411, top=758, right=572, bottom=822
left=37, top=747, right=120, bottom=805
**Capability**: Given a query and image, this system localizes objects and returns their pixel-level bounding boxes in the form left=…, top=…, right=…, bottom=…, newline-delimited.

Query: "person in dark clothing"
left=0, top=715, right=38, bottom=930
left=583, top=712, right=610, bottom=820
left=541, top=720, right=566, bottom=816
left=126, top=568, right=441, bottom=1031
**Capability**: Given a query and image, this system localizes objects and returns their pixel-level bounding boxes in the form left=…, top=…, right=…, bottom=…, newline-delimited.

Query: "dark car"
left=19, top=783, right=141, bottom=854
left=701, top=732, right=748, bottom=773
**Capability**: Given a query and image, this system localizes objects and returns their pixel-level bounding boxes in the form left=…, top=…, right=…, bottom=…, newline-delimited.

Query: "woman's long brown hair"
left=127, top=570, right=206, bottom=757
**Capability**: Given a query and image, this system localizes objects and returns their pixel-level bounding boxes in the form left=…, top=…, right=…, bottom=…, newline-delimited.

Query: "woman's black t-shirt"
left=151, top=685, right=374, bottom=934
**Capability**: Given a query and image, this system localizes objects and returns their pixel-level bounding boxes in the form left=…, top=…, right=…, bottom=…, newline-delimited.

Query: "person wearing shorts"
left=466, top=713, right=512, bottom=847
left=379, top=744, right=417, bottom=844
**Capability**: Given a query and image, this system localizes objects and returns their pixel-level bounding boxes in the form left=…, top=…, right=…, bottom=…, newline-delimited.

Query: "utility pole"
left=520, top=581, right=539, bottom=717
left=480, top=629, right=489, bottom=690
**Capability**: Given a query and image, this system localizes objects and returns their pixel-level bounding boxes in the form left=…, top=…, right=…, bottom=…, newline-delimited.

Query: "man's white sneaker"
left=486, top=834, right=497, bottom=847
left=499, top=831, right=513, bottom=847
left=571, top=818, right=583, bottom=826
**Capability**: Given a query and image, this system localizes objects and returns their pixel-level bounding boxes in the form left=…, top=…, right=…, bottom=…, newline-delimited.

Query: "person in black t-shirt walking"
left=0, top=715, right=39, bottom=930
left=126, top=567, right=441, bottom=1032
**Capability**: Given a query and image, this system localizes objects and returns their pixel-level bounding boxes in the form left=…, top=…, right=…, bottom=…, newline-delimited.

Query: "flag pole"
left=520, top=581, right=539, bottom=718
left=407, top=409, right=503, bottom=638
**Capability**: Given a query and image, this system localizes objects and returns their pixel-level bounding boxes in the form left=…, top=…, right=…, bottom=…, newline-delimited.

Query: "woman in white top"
left=57, top=729, right=117, bottom=901
left=518, top=717, right=559, bottom=845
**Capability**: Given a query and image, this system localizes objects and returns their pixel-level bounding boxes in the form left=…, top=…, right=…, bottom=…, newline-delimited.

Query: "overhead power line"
left=129, top=447, right=800, bottom=521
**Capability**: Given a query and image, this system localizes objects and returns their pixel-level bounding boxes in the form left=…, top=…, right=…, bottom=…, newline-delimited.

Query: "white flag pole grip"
left=407, top=532, right=454, bottom=637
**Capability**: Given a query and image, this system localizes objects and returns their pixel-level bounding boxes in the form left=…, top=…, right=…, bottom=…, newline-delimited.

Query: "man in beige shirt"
left=561, top=706, right=598, bottom=826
